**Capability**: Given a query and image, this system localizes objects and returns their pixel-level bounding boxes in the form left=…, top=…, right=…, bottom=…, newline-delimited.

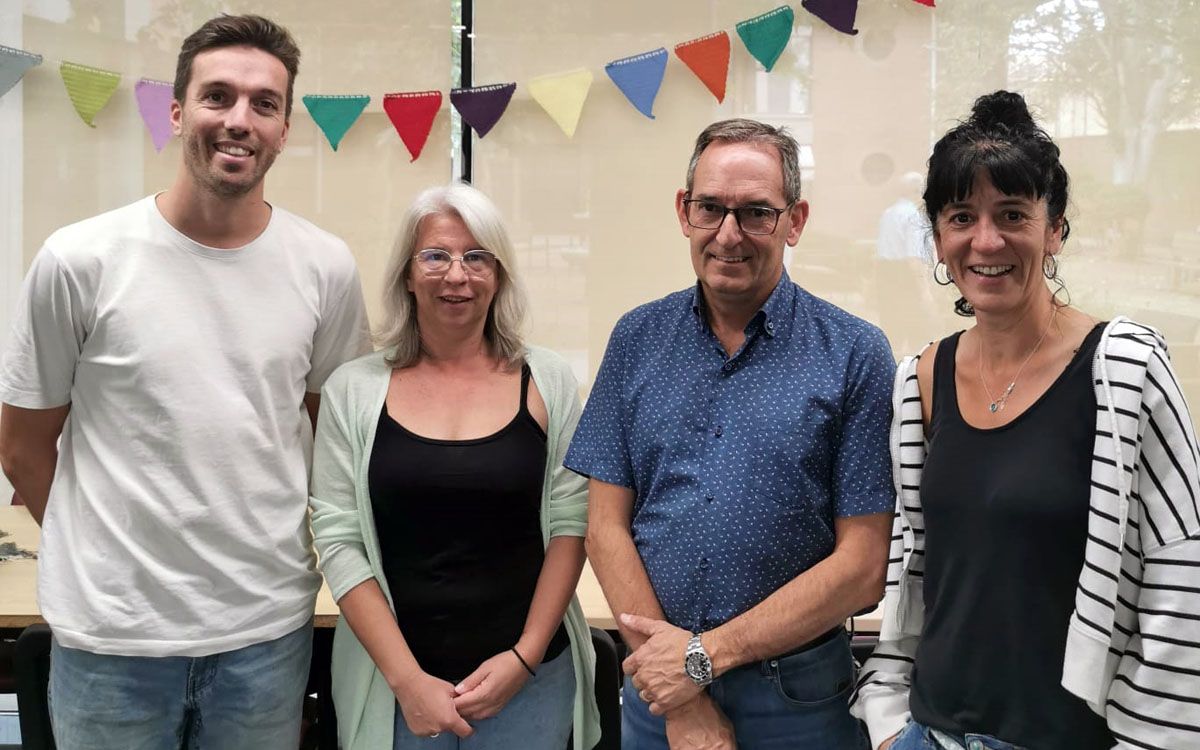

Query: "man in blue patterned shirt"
left=565, top=119, right=895, bottom=749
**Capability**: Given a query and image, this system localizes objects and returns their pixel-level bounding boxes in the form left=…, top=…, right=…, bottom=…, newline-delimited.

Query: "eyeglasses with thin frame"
left=682, top=198, right=793, bottom=235
left=413, top=248, right=500, bottom=277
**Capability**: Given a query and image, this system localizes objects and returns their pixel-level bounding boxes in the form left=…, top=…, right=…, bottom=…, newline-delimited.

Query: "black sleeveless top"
left=367, top=364, right=569, bottom=682
left=910, top=324, right=1113, bottom=749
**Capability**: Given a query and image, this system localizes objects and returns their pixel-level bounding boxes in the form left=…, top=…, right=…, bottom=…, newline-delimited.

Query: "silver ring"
left=428, top=733, right=440, bottom=739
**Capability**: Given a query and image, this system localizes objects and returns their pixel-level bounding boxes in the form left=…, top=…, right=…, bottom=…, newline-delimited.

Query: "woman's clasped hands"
left=394, top=649, right=533, bottom=739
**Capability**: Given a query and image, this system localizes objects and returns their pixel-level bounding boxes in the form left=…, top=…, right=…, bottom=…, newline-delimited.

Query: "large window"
left=4, top=1, right=1199, bottom=464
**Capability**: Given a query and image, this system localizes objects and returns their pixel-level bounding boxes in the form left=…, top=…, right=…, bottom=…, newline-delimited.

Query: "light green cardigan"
left=309, top=345, right=601, bottom=750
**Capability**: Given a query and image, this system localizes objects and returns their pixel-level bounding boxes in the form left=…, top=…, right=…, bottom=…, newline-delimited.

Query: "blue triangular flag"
left=604, top=48, right=668, bottom=120
left=0, top=45, right=43, bottom=99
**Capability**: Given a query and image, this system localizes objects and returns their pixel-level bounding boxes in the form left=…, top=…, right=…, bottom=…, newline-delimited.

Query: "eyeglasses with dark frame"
left=682, top=198, right=793, bottom=235
left=413, top=248, right=500, bottom=277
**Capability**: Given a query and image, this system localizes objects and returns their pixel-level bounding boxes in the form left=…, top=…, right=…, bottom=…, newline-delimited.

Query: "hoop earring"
left=1043, top=254, right=1059, bottom=280
left=934, top=261, right=954, bottom=286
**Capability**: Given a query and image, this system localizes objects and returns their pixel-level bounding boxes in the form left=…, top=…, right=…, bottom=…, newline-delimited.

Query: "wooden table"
left=0, top=505, right=616, bottom=630
left=0, top=505, right=877, bottom=634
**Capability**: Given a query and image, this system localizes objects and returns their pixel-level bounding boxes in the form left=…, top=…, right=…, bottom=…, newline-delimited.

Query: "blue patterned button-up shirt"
left=565, top=270, right=896, bottom=632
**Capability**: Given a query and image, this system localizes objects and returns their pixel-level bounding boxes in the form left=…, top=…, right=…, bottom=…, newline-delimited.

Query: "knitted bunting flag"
left=0, top=45, right=42, bottom=99
left=605, top=48, right=668, bottom=120
left=802, top=0, right=862, bottom=35
left=303, top=94, right=370, bottom=152
left=383, top=91, right=442, bottom=161
left=674, top=31, right=730, bottom=103
left=450, top=83, right=516, bottom=138
left=60, top=61, right=121, bottom=127
left=528, top=69, right=593, bottom=138
left=735, top=6, right=795, bottom=71
left=134, top=79, right=174, bottom=152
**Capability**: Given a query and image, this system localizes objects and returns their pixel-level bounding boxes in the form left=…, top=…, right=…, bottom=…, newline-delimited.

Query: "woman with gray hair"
left=309, top=183, right=601, bottom=750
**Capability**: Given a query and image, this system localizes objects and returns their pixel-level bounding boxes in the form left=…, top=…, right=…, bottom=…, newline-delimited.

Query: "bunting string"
left=2, top=0, right=930, bottom=158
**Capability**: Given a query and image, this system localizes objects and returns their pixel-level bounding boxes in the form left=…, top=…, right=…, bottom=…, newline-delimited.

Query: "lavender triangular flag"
left=135, top=79, right=174, bottom=152
left=604, top=48, right=668, bottom=120
left=0, top=45, right=42, bottom=98
left=451, top=83, right=516, bottom=138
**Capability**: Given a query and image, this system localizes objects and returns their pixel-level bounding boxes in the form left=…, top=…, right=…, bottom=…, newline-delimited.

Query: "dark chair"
left=589, top=627, right=621, bottom=750
left=13, top=624, right=54, bottom=750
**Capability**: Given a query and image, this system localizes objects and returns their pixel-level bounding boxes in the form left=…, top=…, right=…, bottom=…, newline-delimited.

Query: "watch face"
left=685, top=651, right=711, bottom=681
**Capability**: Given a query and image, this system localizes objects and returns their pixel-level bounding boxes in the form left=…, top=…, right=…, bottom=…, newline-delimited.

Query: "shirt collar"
left=690, top=268, right=796, bottom=339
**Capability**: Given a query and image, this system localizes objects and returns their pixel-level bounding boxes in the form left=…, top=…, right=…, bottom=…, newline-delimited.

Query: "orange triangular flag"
left=674, top=31, right=730, bottom=103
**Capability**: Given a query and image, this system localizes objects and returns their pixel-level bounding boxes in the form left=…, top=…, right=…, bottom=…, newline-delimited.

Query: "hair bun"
left=968, top=90, right=1035, bottom=130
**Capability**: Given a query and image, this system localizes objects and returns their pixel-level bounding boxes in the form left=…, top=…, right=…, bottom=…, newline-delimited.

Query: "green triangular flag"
left=736, top=5, right=795, bottom=72
left=60, top=61, right=121, bottom=128
left=302, top=94, right=370, bottom=152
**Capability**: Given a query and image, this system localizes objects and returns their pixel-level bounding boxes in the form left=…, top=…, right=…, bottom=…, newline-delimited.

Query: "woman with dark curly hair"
left=850, top=91, right=1200, bottom=750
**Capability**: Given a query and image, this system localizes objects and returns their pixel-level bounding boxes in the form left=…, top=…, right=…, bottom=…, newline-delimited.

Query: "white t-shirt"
left=0, top=196, right=371, bottom=656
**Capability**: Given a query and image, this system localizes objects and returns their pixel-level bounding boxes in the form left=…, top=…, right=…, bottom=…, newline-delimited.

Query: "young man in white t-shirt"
left=0, top=14, right=370, bottom=749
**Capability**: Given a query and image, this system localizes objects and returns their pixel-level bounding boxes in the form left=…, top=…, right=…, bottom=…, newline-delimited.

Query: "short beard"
left=183, top=137, right=275, bottom=199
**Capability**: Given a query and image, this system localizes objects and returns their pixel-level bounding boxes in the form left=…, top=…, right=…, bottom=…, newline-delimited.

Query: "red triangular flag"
left=674, top=31, right=730, bottom=103
left=912, top=0, right=935, bottom=6
left=383, top=90, right=442, bottom=162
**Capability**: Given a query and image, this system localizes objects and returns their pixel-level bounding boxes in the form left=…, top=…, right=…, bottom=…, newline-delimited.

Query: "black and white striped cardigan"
left=849, top=317, right=1200, bottom=750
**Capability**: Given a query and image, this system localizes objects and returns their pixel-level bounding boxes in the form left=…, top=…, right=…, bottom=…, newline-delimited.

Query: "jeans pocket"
left=890, top=721, right=935, bottom=750
left=768, top=633, right=855, bottom=707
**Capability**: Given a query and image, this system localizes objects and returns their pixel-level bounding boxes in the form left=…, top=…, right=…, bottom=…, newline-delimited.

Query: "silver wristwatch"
left=684, top=634, right=713, bottom=687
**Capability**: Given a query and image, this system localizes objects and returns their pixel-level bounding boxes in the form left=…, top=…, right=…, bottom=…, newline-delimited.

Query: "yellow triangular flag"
left=528, top=68, right=593, bottom=139
left=60, top=61, right=121, bottom=128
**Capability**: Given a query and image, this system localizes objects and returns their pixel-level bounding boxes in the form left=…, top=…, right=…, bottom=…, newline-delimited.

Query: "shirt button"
left=721, top=362, right=733, bottom=373
left=714, top=425, right=723, bottom=437
left=967, top=741, right=982, bottom=750
left=766, top=322, right=775, bottom=334
left=705, top=496, right=714, bottom=503
left=699, top=557, right=709, bottom=567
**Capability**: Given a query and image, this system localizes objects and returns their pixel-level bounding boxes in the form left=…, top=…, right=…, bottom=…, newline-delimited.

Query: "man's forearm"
left=704, top=515, right=890, bottom=675
left=0, top=403, right=71, bottom=526
left=2, top=448, right=57, bottom=526
left=586, top=521, right=666, bottom=652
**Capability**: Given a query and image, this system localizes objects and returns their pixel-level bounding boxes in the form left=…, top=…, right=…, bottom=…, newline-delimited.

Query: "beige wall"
left=14, top=0, right=453, bottom=328
left=6, top=0, right=1200, bottom=412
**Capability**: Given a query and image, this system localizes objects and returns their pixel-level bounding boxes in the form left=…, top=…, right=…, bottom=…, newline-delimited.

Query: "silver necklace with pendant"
left=978, top=306, right=1057, bottom=414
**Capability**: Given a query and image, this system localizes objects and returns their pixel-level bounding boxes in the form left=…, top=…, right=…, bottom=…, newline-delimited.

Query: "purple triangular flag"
left=801, top=0, right=860, bottom=35
left=450, top=83, right=516, bottom=138
left=135, top=78, right=174, bottom=152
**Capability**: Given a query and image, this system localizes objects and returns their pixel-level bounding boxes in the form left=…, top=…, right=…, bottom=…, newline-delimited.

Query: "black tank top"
left=367, top=364, right=569, bottom=682
left=910, top=324, right=1113, bottom=749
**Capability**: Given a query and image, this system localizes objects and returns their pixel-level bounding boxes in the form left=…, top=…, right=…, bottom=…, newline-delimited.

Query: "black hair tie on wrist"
left=510, top=646, right=536, bottom=677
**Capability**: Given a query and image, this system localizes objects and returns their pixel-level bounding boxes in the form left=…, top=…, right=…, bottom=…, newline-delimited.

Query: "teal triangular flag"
left=0, top=45, right=42, bottom=98
left=302, top=94, right=370, bottom=152
left=736, top=5, right=795, bottom=72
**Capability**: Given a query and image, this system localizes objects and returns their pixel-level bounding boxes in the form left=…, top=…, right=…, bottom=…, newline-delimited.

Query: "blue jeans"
left=393, top=648, right=575, bottom=750
left=623, top=630, right=867, bottom=749
left=889, top=720, right=1027, bottom=750
left=49, top=622, right=313, bottom=750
